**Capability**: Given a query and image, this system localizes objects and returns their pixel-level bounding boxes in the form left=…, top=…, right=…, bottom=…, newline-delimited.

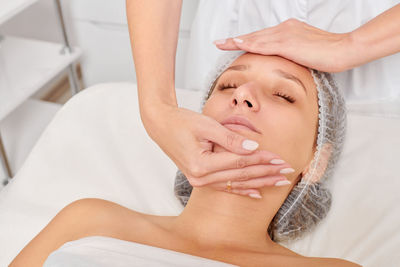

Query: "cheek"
left=202, top=96, right=224, bottom=118
left=256, top=109, right=317, bottom=176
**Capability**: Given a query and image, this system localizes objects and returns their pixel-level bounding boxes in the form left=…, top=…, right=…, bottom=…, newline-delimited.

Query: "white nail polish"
left=280, top=167, right=295, bottom=174
left=275, top=180, right=291, bottom=187
left=233, top=38, right=243, bottom=43
left=242, top=140, right=259, bottom=151
left=249, top=193, right=262, bottom=199
left=270, top=159, right=285, bottom=164
left=213, top=39, right=226, bottom=45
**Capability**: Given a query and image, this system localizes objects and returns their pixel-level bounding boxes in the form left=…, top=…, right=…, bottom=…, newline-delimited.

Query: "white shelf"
left=0, top=36, right=81, bottom=120
left=0, top=99, right=61, bottom=189
left=0, top=0, right=38, bottom=25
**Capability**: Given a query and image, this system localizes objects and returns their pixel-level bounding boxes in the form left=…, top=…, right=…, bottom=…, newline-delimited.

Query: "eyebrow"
left=224, top=64, right=249, bottom=72
left=222, top=64, right=308, bottom=95
left=273, top=69, right=307, bottom=95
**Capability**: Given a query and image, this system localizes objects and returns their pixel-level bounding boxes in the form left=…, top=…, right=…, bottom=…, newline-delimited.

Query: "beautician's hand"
left=127, top=0, right=290, bottom=198
left=214, top=19, right=352, bottom=72
left=147, top=104, right=291, bottom=198
left=215, top=4, right=400, bottom=73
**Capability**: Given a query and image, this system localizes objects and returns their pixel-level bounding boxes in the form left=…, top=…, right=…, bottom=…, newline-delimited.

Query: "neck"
left=171, top=185, right=293, bottom=252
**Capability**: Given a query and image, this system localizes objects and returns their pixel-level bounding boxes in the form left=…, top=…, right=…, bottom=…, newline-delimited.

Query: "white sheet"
left=43, top=236, right=236, bottom=267
left=0, top=83, right=399, bottom=266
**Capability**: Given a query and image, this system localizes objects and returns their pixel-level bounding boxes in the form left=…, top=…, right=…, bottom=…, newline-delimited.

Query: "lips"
left=221, top=115, right=261, bottom=134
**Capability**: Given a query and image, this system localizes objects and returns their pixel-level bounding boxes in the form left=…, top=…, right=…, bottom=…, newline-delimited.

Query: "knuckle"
left=189, top=163, right=205, bottom=178
left=239, top=170, right=250, bottom=181
left=265, top=166, right=276, bottom=176
left=236, top=157, right=247, bottom=168
left=283, top=18, right=299, bottom=27
left=257, top=153, right=268, bottom=164
left=236, top=181, right=247, bottom=189
left=246, top=39, right=259, bottom=50
left=226, top=133, right=238, bottom=147
left=254, top=41, right=267, bottom=50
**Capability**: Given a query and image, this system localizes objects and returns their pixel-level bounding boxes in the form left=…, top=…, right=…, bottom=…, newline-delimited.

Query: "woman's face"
left=202, top=53, right=319, bottom=180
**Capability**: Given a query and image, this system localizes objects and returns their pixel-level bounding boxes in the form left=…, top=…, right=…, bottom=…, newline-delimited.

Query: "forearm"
left=348, top=3, right=400, bottom=68
left=126, top=0, right=182, bottom=111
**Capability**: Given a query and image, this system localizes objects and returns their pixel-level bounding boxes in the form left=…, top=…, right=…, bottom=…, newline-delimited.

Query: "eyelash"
left=217, top=82, right=296, bottom=103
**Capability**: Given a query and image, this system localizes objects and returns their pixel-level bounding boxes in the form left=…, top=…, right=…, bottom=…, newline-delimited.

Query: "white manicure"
left=233, top=38, right=243, bottom=43
left=270, top=159, right=285, bottom=164
left=213, top=39, right=226, bottom=45
left=280, top=167, right=295, bottom=174
left=249, top=193, right=262, bottom=199
left=242, top=140, right=259, bottom=151
left=275, top=180, right=291, bottom=187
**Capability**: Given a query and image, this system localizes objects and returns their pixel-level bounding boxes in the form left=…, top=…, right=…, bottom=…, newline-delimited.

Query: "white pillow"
left=285, top=112, right=400, bottom=267
left=0, top=83, right=398, bottom=266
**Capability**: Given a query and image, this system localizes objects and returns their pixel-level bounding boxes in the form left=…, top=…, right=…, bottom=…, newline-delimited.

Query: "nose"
left=230, top=82, right=260, bottom=111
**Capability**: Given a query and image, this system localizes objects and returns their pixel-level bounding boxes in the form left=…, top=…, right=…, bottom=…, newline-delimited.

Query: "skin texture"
left=10, top=55, right=360, bottom=267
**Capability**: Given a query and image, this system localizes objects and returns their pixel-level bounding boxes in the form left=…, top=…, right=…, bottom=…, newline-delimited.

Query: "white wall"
left=0, top=0, right=199, bottom=88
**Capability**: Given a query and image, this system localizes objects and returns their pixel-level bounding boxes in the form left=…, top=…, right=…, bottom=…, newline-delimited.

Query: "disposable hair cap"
left=174, top=51, right=347, bottom=242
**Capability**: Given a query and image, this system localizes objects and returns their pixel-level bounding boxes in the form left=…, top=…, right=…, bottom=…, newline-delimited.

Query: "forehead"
left=229, top=53, right=313, bottom=83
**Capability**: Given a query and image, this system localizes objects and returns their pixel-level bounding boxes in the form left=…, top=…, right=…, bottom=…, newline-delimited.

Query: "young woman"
left=10, top=53, right=359, bottom=267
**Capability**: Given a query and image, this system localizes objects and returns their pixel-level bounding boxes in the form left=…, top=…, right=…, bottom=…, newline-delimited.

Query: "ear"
left=301, top=143, right=333, bottom=183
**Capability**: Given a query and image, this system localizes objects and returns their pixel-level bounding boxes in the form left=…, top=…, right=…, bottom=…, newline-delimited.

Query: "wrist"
left=139, top=98, right=177, bottom=139
left=137, top=82, right=178, bottom=104
left=344, top=29, right=378, bottom=70
left=337, top=32, right=361, bottom=71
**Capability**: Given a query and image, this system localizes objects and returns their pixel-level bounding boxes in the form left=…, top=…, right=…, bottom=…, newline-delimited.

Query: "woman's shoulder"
left=65, top=198, right=141, bottom=217
left=64, top=198, right=167, bottom=238
left=10, top=198, right=162, bottom=266
left=63, top=198, right=143, bottom=225
left=63, top=198, right=180, bottom=253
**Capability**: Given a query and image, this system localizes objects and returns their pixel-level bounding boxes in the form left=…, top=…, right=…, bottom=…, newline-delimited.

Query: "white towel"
left=43, top=236, right=237, bottom=267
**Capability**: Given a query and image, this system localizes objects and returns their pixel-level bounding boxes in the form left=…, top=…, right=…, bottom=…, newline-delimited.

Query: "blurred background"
left=0, top=0, right=199, bottom=188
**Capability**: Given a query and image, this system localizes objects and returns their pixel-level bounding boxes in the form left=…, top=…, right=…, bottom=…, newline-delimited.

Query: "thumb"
left=202, top=122, right=259, bottom=154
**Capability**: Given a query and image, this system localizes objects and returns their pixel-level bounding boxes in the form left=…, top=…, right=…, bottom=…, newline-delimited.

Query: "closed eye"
left=217, top=82, right=238, bottom=91
left=217, top=82, right=296, bottom=103
left=273, top=91, right=296, bottom=103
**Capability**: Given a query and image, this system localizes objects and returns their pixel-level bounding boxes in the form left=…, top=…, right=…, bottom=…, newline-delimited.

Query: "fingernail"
left=213, top=39, right=226, bottom=45
left=280, top=167, right=295, bottom=174
left=249, top=193, right=262, bottom=199
left=242, top=139, right=259, bottom=151
left=270, top=159, right=285, bottom=165
left=233, top=38, right=243, bottom=43
left=275, top=180, right=291, bottom=187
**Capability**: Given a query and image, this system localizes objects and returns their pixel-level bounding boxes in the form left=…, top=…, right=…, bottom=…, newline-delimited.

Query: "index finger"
left=213, top=27, right=277, bottom=50
left=197, top=150, right=286, bottom=177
